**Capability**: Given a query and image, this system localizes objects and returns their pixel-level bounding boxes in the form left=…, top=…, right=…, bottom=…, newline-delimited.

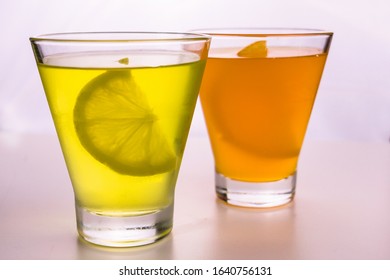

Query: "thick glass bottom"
left=75, top=204, right=173, bottom=247
left=215, top=171, right=296, bottom=208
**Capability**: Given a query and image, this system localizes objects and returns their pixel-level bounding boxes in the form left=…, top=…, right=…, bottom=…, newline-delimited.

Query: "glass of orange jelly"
left=197, top=28, right=333, bottom=208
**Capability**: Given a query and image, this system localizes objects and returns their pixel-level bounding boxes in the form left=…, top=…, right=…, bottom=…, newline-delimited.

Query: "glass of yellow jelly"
left=196, top=28, right=333, bottom=208
left=30, top=32, right=210, bottom=247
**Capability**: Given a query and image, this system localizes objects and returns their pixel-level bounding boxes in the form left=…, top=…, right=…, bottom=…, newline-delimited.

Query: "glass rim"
left=193, top=27, right=333, bottom=37
left=29, top=31, right=211, bottom=43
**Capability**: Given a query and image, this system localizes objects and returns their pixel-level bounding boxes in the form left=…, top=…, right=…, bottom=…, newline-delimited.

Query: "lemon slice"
left=73, top=70, right=176, bottom=176
left=237, top=41, right=268, bottom=58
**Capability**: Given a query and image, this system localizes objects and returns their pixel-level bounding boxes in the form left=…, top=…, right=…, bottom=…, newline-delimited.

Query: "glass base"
left=215, top=171, right=296, bottom=208
left=75, top=204, right=173, bottom=247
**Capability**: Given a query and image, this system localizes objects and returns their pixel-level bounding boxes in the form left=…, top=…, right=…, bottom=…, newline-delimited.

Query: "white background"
left=0, top=0, right=389, bottom=142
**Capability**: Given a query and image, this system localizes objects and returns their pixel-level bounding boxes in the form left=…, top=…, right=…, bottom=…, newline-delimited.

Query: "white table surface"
left=0, top=132, right=389, bottom=260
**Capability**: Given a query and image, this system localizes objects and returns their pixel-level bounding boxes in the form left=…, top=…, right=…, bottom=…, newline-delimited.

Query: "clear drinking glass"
left=197, top=28, right=332, bottom=208
left=30, top=32, right=210, bottom=247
